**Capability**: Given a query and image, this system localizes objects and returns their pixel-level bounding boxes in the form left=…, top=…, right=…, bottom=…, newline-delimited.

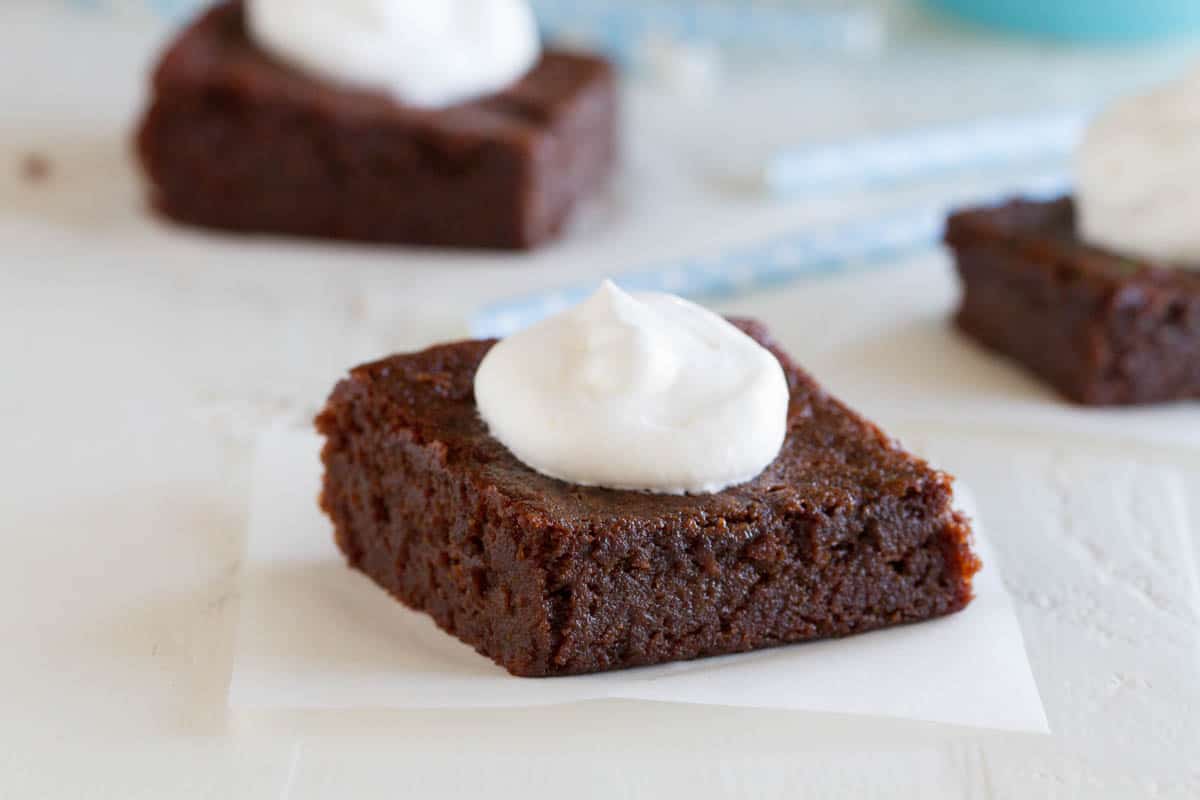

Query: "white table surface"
left=3, top=3, right=1199, bottom=798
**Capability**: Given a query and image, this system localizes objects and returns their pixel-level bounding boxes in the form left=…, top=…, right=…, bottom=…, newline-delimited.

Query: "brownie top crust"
left=153, top=1, right=614, bottom=143
left=946, top=196, right=1200, bottom=292
left=329, top=320, right=959, bottom=528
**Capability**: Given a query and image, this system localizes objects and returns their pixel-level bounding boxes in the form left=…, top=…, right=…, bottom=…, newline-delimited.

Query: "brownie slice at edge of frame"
left=315, top=320, right=982, bottom=677
left=945, top=196, right=1200, bottom=406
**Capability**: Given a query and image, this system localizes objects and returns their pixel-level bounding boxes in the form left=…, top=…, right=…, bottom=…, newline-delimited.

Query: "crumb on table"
left=20, top=153, right=52, bottom=183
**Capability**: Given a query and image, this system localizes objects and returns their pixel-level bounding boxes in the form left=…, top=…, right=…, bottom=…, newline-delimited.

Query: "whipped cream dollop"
left=247, top=0, right=541, bottom=108
left=1077, top=69, right=1200, bottom=267
left=474, top=282, right=790, bottom=494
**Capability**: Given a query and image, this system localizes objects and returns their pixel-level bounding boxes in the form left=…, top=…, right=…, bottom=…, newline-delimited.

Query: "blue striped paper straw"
left=470, top=172, right=1070, bottom=339
left=533, top=0, right=885, bottom=59
left=62, top=0, right=884, bottom=54
left=63, top=0, right=197, bottom=18
left=763, top=110, right=1090, bottom=196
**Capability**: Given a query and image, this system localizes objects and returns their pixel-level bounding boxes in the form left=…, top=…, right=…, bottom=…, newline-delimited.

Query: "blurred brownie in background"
left=136, top=1, right=617, bottom=250
left=946, top=197, right=1200, bottom=406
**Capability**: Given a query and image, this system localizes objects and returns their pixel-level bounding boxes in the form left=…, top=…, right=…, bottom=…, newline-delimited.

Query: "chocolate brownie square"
left=315, top=320, right=980, bottom=677
left=946, top=197, right=1200, bottom=406
left=136, top=1, right=617, bottom=250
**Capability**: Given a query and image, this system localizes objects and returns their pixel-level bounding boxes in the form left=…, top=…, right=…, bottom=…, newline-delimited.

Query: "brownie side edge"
left=538, top=485, right=977, bottom=676
left=520, top=60, right=618, bottom=247
left=317, top=374, right=560, bottom=676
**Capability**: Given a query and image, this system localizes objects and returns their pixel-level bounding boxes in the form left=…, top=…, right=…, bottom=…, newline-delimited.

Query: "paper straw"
left=470, top=172, right=1070, bottom=338
left=63, top=0, right=885, bottom=54
left=63, top=0, right=188, bottom=15
left=763, top=110, right=1089, bottom=196
left=533, top=0, right=886, bottom=58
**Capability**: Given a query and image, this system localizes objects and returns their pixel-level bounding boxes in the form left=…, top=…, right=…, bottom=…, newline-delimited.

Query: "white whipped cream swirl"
left=247, top=0, right=541, bottom=108
left=474, top=282, right=790, bottom=495
left=1077, top=69, right=1200, bottom=267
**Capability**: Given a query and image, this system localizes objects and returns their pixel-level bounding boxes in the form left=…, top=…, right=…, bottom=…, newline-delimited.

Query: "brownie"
left=136, top=1, right=618, bottom=250
left=316, top=320, right=980, bottom=677
left=946, top=197, right=1200, bottom=406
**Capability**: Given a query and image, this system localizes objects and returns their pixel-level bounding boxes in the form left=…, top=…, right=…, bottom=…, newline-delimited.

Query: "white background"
left=2, top=2, right=1199, bottom=797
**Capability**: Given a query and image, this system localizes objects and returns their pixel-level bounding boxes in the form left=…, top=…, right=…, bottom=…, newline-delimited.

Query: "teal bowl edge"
left=925, top=0, right=1200, bottom=43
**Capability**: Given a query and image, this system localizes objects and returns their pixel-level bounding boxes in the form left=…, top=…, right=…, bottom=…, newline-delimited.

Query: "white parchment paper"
left=230, top=427, right=1048, bottom=733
